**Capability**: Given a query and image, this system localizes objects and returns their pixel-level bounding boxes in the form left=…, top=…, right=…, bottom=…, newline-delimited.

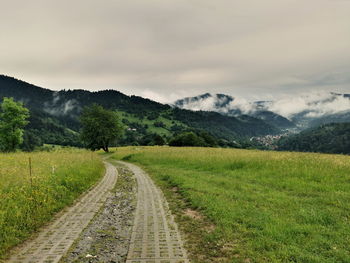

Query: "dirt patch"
left=147, top=178, right=231, bottom=262
left=61, top=164, right=137, bottom=263
left=184, top=208, right=215, bottom=233
left=184, top=208, right=203, bottom=220
left=172, top=186, right=180, bottom=192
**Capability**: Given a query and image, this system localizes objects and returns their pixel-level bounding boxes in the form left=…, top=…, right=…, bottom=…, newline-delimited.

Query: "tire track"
left=119, top=161, right=189, bottom=263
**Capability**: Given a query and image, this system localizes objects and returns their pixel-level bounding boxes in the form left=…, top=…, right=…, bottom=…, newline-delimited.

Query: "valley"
left=1, top=75, right=350, bottom=154
left=0, top=75, right=279, bottom=149
left=0, top=74, right=349, bottom=261
left=2, top=1, right=349, bottom=262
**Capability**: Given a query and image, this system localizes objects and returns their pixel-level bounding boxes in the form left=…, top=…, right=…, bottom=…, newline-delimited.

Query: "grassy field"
left=112, top=146, right=350, bottom=263
left=0, top=149, right=104, bottom=257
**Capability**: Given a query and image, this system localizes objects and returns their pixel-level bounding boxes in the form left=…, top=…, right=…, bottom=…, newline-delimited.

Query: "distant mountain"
left=251, top=111, right=296, bottom=129
left=175, top=93, right=235, bottom=112
left=0, top=75, right=279, bottom=148
left=257, top=92, right=350, bottom=129
left=174, top=93, right=296, bottom=129
left=174, top=92, right=350, bottom=130
left=308, top=110, right=350, bottom=127
left=277, top=122, right=350, bottom=154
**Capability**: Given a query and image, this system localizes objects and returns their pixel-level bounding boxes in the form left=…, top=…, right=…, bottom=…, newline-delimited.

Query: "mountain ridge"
left=0, top=75, right=279, bottom=148
left=174, top=92, right=350, bottom=130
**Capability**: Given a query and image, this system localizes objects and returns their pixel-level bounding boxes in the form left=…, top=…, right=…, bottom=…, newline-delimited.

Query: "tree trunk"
left=102, top=143, right=109, bottom=152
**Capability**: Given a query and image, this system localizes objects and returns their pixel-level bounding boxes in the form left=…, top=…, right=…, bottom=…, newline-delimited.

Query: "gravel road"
left=61, top=164, right=137, bottom=263
left=6, top=160, right=189, bottom=263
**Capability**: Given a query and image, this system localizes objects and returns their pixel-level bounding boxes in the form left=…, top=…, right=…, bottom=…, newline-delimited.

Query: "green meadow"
left=112, top=146, right=350, bottom=263
left=0, top=149, right=104, bottom=257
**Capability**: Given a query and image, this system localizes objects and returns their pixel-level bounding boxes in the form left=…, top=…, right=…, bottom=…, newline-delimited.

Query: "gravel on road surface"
left=61, top=163, right=137, bottom=263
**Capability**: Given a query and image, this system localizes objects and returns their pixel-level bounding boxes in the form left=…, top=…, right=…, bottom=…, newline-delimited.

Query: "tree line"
left=277, top=122, right=350, bottom=154
left=0, top=97, right=222, bottom=153
left=0, top=98, right=124, bottom=153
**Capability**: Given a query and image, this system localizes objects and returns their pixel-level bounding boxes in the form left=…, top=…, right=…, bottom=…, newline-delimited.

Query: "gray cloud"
left=43, top=92, right=81, bottom=116
left=176, top=92, right=350, bottom=120
left=0, top=0, right=349, bottom=102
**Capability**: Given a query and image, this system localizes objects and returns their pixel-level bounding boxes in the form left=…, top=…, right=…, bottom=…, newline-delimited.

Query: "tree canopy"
left=80, top=104, right=124, bottom=152
left=169, top=131, right=217, bottom=147
left=278, top=122, right=350, bottom=154
left=0, top=97, right=30, bottom=152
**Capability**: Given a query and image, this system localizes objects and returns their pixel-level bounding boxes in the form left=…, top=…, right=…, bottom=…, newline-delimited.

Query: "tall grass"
left=112, top=146, right=350, bottom=263
left=0, top=149, right=104, bottom=257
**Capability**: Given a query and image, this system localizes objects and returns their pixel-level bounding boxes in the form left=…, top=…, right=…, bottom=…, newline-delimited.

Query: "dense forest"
left=0, top=75, right=279, bottom=149
left=277, top=122, right=350, bottom=154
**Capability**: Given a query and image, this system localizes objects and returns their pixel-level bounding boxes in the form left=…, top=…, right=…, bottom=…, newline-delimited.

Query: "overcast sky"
left=1, top=0, right=349, bottom=102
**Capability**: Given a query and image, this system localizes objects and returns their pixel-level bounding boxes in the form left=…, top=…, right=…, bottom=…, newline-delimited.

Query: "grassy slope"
left=0, top=149, right=104, bottom=258
left=112, top=146, right=350, bottom=263
left=120, top=111, right=187, bottom=136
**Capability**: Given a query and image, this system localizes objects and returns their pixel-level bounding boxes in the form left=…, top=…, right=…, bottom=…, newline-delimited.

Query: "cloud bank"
left=0, top=0, right=349, bottom=101
left=44, top=92, right=81, bottom=116
left=175, top=92, right=350, bottom=119
left=268, top=93, right=350, bottom=118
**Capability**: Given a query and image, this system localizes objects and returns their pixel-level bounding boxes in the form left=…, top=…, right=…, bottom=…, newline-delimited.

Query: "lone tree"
left=0, top=97, right=30, bottom=152
left=80, top=104, right=124, bottom=152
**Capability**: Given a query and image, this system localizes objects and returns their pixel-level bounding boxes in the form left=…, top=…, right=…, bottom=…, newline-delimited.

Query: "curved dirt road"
left=6, top=162, right=118, bottom=263
left=5, top=161, right=189, bottom=263
left=120, top=161, right=189, bottom=263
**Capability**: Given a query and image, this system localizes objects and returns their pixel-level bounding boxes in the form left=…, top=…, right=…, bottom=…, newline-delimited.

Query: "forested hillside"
left=278, top=122, right=350, bottom=154
left=0, top=75, right=280, bottom=148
